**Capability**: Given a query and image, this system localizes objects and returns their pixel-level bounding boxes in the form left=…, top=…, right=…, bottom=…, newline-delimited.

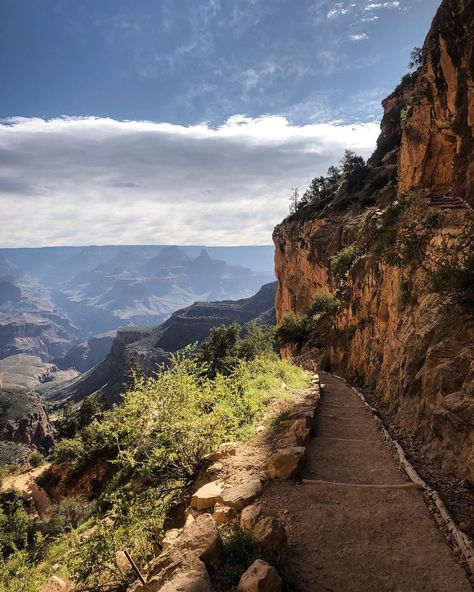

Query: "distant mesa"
left=0, top=279, right=22, bottom=304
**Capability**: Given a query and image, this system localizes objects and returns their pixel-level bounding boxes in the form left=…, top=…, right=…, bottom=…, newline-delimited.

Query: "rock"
left=191, top=481, right=224, bottom=511
left=162, top=528, right=183, bottom=551
left=256, top=425, right=265, bottom=434
left=286, top=406, right=315, bottom=427
left=267, top=447, right=306, bottom=480
left=41, top=576, right=70, bottom=592
left=240, top=504, right=262, bottom=532
left=236, top=559, right=282, bottom=592
left=176, top=513, right=223, bottom=566
left=221, top=477, right=262, bottom=510
left=286, top=419, right=311, bottom=446
left=116, top=550, right=133, bottom=574
left=206, top=442, right=237, bottom=462
left=252, top=517, right=287, bottom=553
left=213, top=503, right=237, bottom=526
left=207, top=461, right=224, bottom=475
left=141, top=549, right=212, bottom=592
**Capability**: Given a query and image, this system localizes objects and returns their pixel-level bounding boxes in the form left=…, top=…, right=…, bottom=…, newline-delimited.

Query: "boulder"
left=162, top=528, right=183, bottom=551
left=221, top=478, right=262, bottom=510
left=236, top=559, right=282, bottom=592
left=141, top=549, right=212, bottom=592
left=240, top=504, right=262, bottom=532
left=116, top=550, right=133, bottom=574
left=286, top=406, right=315, bottom=426
left=191, top=481, right=224, bottom=511
left=213, top=503, right=238, bottom=526
left=252, top=517, right=287, bottom=554
left=267, top=447, right=306, bottom=479
left=289, top=419, right=310, bottom=446
left=176, top=513, right=223, bottom=566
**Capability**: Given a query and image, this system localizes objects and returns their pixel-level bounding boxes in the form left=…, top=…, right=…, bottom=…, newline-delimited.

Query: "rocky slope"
left=45, top=282, right=277, bottom=405
left=274, top=0, right=473, bottom=481
left=55, top=331, right=117, bottom=373
left=0, top=280, right=78, bottom=362
left=0, top=389, right=54, bottom=459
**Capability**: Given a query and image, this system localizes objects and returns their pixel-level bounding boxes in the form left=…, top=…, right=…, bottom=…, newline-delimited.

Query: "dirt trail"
left=2, top=464, right=51, bottom=518
left=260, top=372, right=472, bottom=591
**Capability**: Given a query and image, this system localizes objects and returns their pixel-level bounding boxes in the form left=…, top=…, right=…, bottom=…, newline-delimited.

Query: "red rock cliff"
left=273, top=0, right=474, bottom=481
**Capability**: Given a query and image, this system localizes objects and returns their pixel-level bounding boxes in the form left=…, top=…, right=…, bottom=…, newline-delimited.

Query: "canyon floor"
left=260, top=373, right=472, bottom=592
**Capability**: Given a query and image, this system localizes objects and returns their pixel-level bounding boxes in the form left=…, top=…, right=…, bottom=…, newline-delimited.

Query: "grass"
left=2, top=352, right=310, bottom=592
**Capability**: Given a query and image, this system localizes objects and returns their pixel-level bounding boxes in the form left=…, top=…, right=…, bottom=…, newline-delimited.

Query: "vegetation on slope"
left=0, top=323, right=310, bottom=592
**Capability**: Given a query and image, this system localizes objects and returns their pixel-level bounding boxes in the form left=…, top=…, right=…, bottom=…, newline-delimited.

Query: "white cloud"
left=0, top=116, right=379, bottom=247
left=327, top=3, right=348, bottom=18
left=364, top=2, right=400, bottom=10
left=350, top=33, right=369, bottom=41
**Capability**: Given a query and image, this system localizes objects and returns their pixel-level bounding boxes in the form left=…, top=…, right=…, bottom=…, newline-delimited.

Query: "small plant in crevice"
left=330, top=245, right=358, bottom=281
left=399, top=280, right=418, bottom=310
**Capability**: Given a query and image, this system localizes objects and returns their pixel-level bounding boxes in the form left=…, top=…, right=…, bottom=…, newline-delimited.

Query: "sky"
left=0, top=0, right=440, bottom=247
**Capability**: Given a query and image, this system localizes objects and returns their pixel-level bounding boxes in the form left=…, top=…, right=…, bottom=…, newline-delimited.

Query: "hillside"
left=43, top=282, right=277, bottom=405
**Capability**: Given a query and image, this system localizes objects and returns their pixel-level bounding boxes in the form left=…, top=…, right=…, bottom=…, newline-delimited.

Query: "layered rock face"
left=274, top=0, right=473, bottom=480
left=0, top=389, right=54, bottom=454
left=397, top=0, right=474, bottom=199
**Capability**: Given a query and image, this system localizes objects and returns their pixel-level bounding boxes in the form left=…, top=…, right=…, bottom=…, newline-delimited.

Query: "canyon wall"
left=274, top=0, right=474, bottom=480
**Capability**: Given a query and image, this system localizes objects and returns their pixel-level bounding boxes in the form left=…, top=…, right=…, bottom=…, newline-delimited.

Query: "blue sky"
left=1, top=0, right=438, bottom=123
left=0, top=0, right=440, bottom=246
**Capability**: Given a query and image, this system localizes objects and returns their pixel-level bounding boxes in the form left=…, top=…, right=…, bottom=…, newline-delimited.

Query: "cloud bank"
left=0, top=116, right=379, bottom=247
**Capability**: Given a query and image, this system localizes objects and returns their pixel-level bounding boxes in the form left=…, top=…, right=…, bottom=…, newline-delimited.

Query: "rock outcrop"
left=273, top=0, right=473, bottom=481
left=0, top=389, right=54, bottom=455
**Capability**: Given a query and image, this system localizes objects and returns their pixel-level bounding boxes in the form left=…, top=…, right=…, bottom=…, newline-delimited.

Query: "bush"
left=0, top=490, right=34, bottom=556
left=28, top=451, right=44, bottom=468
left=309, top=292, right=340, bottom=316
left=198, top=322, right=274, bottom=378
left=429, top=251, right=474, bottom=309
left=213, top=526, right=261, bottom=591
left=275, top=312, right=311, bottom=345
left=330, top=245, right=358, bottom=280
left=51, top=438, right=86, bottom=472
left=41, top=497, right=93, bottom=537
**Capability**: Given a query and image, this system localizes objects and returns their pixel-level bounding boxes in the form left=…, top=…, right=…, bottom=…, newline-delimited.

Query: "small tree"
left=408, top=46, right=423, bottom=70
left=289, top=187, right=300, bottom=214
left=55, top=401, right=78, bottom=439
left=199, top=323, right=241, bottom=378
left=123, top=357, right=143, bottom=391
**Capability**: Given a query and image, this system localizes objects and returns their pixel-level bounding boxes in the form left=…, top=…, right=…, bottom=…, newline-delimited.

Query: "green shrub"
left=28, top=451, right=44, bottom=468
left=0, top=490, right=35, bottom=556
left=2, top=352, right=310, bottom=591
left=0, top=548, right=46, bottom=592
left=275, top=312, right=311, bottom=345
left=309, top=292, right=340, bottom=316
left=41, top=497, right=93, bottom=537
left=330, top=245, right=358, bottom=280
left=212, top=526, right=262, bottom=591
left=51, top=438, right=86, bottom=472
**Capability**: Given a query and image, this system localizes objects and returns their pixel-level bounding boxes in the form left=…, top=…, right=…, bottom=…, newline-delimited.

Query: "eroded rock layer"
left=273, top=0, right=474, bottom=481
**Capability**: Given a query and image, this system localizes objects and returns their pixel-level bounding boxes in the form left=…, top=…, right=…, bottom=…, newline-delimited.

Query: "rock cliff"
left=273, top=0, right=473, bottom=481
left=0, top=389, right=54, bottom=456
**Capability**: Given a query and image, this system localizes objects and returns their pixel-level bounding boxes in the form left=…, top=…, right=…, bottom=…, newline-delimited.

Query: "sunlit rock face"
left=273, top=0, right=474, bottom=481
left=397, top=0, right=474, bottom=200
